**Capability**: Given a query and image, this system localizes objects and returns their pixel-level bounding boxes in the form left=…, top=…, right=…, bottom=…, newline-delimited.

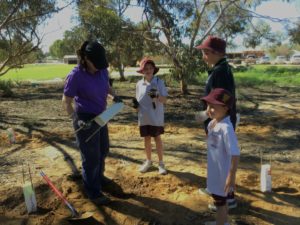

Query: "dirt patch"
left=0, top=82, right=299, bottom=225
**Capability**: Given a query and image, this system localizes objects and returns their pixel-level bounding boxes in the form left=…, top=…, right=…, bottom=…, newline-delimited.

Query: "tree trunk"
left=180, top=78, right=188, bottom=95
left=117, top=52, right=126, bottom=81
left=117, top=62, right=126, bottom=81
left=171, top=58, right=189, bottom=95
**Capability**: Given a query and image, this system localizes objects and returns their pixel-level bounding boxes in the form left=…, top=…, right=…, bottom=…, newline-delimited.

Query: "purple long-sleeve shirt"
left=64, top=66, right=109, bottom=115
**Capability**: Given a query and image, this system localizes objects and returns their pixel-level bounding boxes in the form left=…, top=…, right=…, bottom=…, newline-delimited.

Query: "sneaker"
left=158, top=163, right=167, bottom=175
left=208, top=203, right=217, bottom=212
left=91, top=194, right=111, bottom=205
left=139, top=160, right=152, bottom=173
left=208, top=199, right=237, bottom=212
left=198, top=187, right=211, bottom=196
left=227, top=199, right=237, bottom=208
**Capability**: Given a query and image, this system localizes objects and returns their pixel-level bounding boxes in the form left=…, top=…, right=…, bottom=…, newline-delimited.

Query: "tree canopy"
left=2, top=0, right=298, bottom=86
left=289, top=21, right=300, bottom=45
left=243, top=20, right=274, bottom=49
left=49, top=26, right=88, bottom=59
left=76, top=0, right=151, bottom=80
left=0, top=0, right=58, bottom=76
left=135, top=0, right=264, bottom=93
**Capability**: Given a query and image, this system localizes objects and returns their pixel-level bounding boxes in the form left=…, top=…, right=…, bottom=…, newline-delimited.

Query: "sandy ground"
left=0, top=82, right=299, bottom=225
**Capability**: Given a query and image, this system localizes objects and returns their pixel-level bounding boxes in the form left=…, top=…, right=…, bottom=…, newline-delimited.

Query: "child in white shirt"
left=135, top=58, right=168, bottom=175
left=201, top=88, right=240, bottom=225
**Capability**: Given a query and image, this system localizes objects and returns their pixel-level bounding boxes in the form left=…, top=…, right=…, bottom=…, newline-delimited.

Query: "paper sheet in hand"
left=94, top=102, right=124, bottom=126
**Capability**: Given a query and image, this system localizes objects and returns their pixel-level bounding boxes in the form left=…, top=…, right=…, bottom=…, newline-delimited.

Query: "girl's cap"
left=137, top=58, right=159, bottom=75
left=201, top=88, right=234, bottom=109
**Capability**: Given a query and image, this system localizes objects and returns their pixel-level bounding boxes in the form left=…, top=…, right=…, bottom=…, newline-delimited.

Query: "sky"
left=39, top=0, right=300, bottom=53
left=254, top=0, right=300, bottom=32
left=38, top=0, right=79, bottom=52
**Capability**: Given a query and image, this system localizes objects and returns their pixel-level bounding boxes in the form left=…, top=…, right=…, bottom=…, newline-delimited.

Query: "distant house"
left=226, top=52, right=243, bottom=64
left=227, top=50, right=265, bottom=59
left=242, top=50, right=265, bottom=58
left=226, top=50, right=266, bottom=65
left=63, top=55, right=78, bottom=64
left=227, top=52, right=243, bottom=59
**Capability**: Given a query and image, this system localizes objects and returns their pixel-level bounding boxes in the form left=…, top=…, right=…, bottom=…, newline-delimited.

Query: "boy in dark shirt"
left=195, top=35, right=236, bottom=133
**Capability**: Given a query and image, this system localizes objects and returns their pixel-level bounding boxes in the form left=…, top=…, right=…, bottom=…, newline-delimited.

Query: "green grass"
left=234, top=65, right=300, bottom=87
left=0, top=64, right=74, bottom=81
left=197, top=64, right=300, bottom=88
left=0, top=64, right=172, bottom=81
left=1, top=63, right=300, bottom=89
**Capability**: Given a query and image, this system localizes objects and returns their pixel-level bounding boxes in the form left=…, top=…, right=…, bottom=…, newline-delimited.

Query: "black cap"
left=85, top=41, right=108, bottom=70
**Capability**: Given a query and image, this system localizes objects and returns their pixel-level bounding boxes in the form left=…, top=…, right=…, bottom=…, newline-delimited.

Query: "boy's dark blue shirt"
left=204, top=58, right=237, bottom=130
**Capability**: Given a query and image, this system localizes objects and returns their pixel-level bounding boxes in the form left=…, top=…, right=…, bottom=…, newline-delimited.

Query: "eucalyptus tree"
left=243, top=20, right=274, bottom=49
left=136, top=0, right=264, bottom=94
left=49, top=26, right=88, bottom=59
left=77, top=0, right=146, bottom=80
left=49, top=40, right=68, bottom=59
left=289, top=21, right=300, bottom=45
left=0, top=0, right=61, bottom=76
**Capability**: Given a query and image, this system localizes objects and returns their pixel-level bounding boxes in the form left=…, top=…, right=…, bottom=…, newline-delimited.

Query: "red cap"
left=137, top=58, right=159, bottom=75
left=196, top=36, right=226, bottom=54
left=201, top=88, right=234, bottom=109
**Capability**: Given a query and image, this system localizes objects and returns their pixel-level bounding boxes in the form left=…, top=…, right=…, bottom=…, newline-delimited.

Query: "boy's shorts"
left=211, top=194, right=227, bottom=207
left=140, top=125, right=164, bottom=137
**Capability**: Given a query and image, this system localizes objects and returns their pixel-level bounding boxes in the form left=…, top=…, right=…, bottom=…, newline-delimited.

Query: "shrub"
left=0, top=80, right=14, bottom=97
left=232, top=65, right=249, bottom=72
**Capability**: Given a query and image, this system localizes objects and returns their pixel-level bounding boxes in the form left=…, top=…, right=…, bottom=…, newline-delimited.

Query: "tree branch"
left=201, top=0, right=237, bottom=42
left=2, top=0, right=75, bottom=26
left=189, top=0, right=209, bottom=51
left=0, top=0, right=22, bottom=30
left=233, top=1, right=295, bottom=23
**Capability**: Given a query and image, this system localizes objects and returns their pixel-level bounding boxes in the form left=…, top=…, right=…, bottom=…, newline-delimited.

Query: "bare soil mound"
left=0, top=82, right=299, bottom=225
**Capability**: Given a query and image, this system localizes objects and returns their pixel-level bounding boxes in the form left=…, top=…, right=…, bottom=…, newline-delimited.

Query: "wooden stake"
left=28, top=163, right=34, bottom=190
left=260, top=149, right=263, bottom=166
left=22, top=164, right=25, bottom=184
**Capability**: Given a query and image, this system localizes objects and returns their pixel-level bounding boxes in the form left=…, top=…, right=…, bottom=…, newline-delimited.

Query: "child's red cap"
left=137, top=58, right=159, bottom=75
left=195, top=35, right=226, bottom=54
left=201, top=88, right=234, bottom=109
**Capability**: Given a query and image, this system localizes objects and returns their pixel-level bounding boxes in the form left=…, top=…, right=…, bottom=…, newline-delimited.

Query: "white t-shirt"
left=136, top=76, right=168, bottom=126
left=206, top=116, right=240, bottom=197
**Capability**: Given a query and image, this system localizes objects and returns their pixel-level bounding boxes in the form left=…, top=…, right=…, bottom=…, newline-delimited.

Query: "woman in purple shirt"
left=62, top=41, right=120, bottom=205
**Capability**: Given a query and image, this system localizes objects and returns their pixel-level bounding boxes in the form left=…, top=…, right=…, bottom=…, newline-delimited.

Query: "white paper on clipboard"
left=94, top=102, right=124, bottom=127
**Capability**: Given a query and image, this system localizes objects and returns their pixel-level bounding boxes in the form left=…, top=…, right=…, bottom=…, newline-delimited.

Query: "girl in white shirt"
left=135, top=58, right=168, bottom=175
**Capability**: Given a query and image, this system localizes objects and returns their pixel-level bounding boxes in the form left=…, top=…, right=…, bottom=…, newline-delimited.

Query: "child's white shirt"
left=136, top=76, right=167, bottom=126
left=206, top=116, right=240, bottom=197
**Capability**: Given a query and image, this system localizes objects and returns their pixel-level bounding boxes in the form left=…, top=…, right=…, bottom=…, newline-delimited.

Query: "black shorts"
left=212, top=194, right=227, bottom=207
left=139, top=125, right=164, bottom=137
left=211, top=191, right=235, bottom=207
